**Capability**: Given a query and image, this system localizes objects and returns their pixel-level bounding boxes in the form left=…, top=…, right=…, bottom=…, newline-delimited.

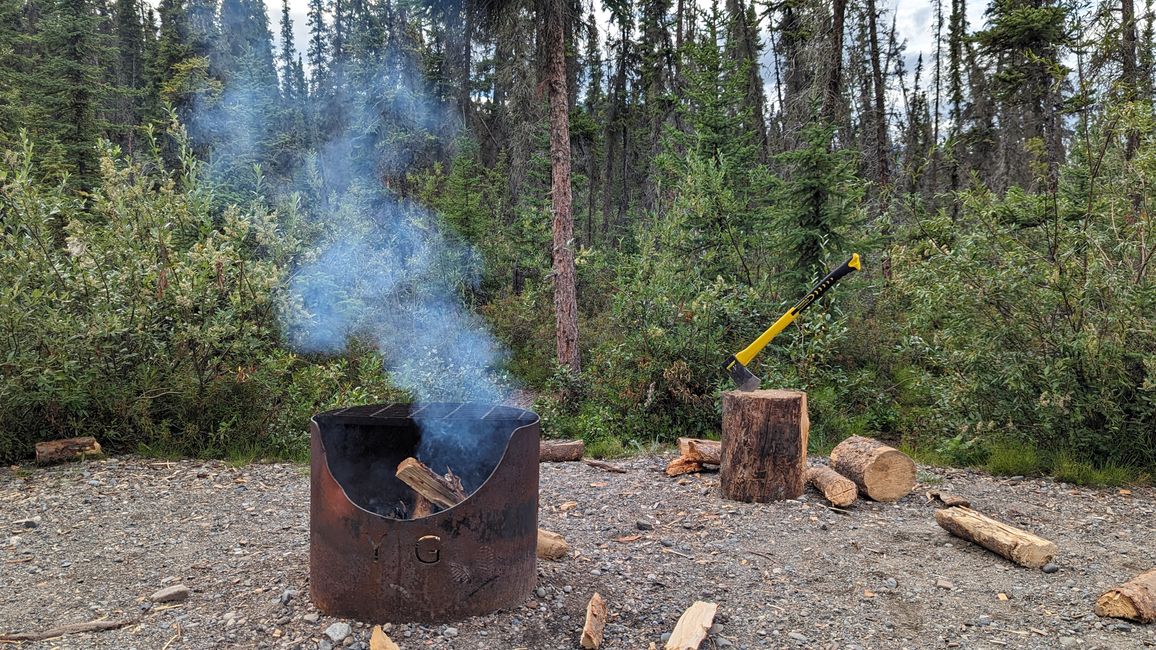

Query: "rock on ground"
left=0, top=456, right=1153, bottom=648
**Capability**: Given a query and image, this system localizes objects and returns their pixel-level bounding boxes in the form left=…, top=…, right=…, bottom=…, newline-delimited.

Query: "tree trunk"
left=1122, top=0, right=1140, bottom=161
left=865, top=0, right=889, bottom=187
left=823, top=0, right=846, bottom=125
left=546, top=0, right=580, bottom=373
left=35, top=437, right=102, bottom=464
left=720, top=390, right=809, bottom=502
left=828, top=436, right=915, bottom=502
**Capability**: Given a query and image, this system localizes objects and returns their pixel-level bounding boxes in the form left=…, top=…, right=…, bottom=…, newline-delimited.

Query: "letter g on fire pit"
left=309, top=403, right=540, bottom=623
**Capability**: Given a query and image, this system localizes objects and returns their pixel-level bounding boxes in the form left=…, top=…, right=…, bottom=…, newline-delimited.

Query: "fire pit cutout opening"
left=310, top=403, right=539, bottom=623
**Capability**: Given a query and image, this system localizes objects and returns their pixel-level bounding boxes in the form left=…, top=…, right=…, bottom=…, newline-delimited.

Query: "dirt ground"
left=1, top=454, right=1153, bottom=649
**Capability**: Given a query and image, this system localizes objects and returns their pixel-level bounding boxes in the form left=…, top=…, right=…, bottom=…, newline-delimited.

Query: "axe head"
left=723, top=356, right=761, bottom=392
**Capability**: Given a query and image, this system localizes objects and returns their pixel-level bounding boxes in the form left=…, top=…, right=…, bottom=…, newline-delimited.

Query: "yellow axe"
left=723, top=254, right=862, bottom=391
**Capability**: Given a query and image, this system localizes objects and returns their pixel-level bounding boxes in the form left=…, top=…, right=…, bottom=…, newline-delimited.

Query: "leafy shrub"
left=0, top=130, right=397, bottom=462
left=890, top=114, right=1156, bottom=468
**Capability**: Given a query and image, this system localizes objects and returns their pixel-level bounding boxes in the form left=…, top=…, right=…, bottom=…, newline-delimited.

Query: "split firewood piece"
left=34, top=437, right=102, bottom=464
left=829, top=436, right=915, bottom=502
left=0, top=618, right=137, bottom=642
left=679, top=438, right=721, bottom=465
left=1095, top=569, right=1156, bottom=623
left=665, top=438, right=722, bottom=476
left=540, top=439, right=585, bottom=462
left=926, top=491, right=971, bottom=508
left=665, top=458, right=705, bottom=477
left=370, top=625, right=401, bottom=650
left=411, top=494, right=435, bottom=518
left=537, top=528, right=569, bottom=560
left=664, top=601, right=718, bottom=650
left=396, top=457, right=467, bottom=509
left=935, top=506, right=1057, bottom=569
left=805, top=466, right=858, bottom=507
left=580, top=592, right=608, bottom=649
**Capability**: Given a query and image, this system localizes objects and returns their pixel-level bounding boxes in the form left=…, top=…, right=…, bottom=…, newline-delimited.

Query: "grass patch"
left=985, top=439, right=1041, bottom=476
left=585, top=436, right=629, bottom=459
left=1049, top=452, right=1137, bottom=487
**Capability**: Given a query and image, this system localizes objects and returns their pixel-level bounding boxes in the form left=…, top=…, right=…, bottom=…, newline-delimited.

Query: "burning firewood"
left=396, top=457, right=466, bottom=509
left=395, top=456, right=570, bottom=559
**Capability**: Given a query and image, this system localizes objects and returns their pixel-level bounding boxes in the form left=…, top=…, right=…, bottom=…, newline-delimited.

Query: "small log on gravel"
left=1095, top=569, right=1156, bottom=623
left=537, top=528, right=569, bottom=560
left=721, top=389, right=809, bottom=502
left=934, top=506, right=1057, bottom=569
left=664, top=601, right=718, bottom=650
left=35, top=437, right=102, bottom=464
left=927, top=491, right=971, bottom=508
left=395, top=457, right=466, bottom=509
left=540, top=439, right=585, bottom=462
left=0, top=618, right=137, bottom=642
left=805, top=466, right=857, bottom=507
left=829, top=436, right=915, bottom=502
left=580, top=592, right=607, bottom=649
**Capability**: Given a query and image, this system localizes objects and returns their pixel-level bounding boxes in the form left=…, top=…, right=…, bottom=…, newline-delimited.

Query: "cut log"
left=540, top=439, right=585, bottom=462
left=805, top=466, right=858, bottom=507
left=1095, top=569, right=1156, bottom=623
left=829, top=436, right=915, bottom=502
left=395, top=457, right=466, bottom=509
left=34, top=437, right=102, bottom=464
left=720, top=390, right=809, bottom=502
left=679, top=438, right=721, bottom=465
left=537, top=528, right=569, bottom=560
left=664, top=601, right=718, bottom=650
left=580, top=592, right=607, bottom=649
left=935, top=506, right=1058, bottom=569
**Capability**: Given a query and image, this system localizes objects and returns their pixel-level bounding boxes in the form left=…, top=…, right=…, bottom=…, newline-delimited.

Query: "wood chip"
left=580, top=593, right=607, bottom=649
left=370, top=625, right=400, bottom=650
left=664, top=601, right=718, bottom=650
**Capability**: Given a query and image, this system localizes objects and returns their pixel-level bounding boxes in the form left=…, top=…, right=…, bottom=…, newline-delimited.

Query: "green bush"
left=890, top=113, right=1156, bottom=469
left=0, top=130, right=397, bottom=462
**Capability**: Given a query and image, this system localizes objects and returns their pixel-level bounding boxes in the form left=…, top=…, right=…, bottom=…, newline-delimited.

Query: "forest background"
left=1, top=0, right=1154, bottom=484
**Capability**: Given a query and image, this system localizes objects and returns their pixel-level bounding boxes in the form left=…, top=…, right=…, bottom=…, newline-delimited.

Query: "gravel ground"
left=1, top=454, right=1153, bottom=649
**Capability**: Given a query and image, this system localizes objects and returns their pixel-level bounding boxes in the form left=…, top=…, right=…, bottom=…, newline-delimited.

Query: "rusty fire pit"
left=309, top=403, right=540, bottom=623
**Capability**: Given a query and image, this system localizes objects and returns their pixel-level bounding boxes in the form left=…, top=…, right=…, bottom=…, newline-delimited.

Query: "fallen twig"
left=0, top=618, right=138, bottom=642
left=583, top=459, right=627, bottom=474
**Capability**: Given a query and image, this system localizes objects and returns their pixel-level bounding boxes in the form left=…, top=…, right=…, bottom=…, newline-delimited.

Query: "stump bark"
left=720, top=390, right=809, bottom=502
left=829, top=436, right=915, bottom=502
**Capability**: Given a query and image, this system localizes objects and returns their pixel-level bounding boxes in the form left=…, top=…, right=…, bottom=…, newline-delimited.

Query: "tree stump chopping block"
left=720, top=390, right=809, bottom=502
